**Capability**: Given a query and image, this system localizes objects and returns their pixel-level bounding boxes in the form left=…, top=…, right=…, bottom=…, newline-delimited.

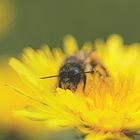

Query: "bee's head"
left=59, top=63, right=84, bottom=90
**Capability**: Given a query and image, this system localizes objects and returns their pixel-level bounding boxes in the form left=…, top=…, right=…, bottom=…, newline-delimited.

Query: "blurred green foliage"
left=1, top=0, right=140, bottom=55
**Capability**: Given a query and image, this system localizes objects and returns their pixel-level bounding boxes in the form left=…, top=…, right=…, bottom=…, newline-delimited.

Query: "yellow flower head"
left=9, top=35, right=140, bottom=140
left=9, top=35, right=92, bottom=100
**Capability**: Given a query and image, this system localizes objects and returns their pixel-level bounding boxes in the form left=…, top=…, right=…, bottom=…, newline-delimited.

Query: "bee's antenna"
left=84, top=70, right=94, bottom=74
left=41, top=71, right=94, bottom=80
left=40, top=75, right=59, bottom=79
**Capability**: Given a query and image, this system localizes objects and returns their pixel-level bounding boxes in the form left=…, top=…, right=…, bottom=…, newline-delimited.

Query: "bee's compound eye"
left=59, top=69, right=67, bottom=77
left=73, top=69, right=80, bottom=75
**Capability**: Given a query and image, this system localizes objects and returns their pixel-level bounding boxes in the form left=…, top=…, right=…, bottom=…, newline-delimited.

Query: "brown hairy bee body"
left=58, top=50, right=108, bottom=91
left=41, top=50, right=108, bottom=91
left=58, top=55, right=86, bottom=91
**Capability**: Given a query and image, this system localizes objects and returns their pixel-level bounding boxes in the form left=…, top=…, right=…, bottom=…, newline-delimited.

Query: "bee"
left=58, top=55, right=86, bottom=91
left=41, top=51, right=108, bottom=92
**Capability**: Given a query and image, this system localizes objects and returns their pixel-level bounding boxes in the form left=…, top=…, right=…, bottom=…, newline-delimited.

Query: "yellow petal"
left=85, top=132, right=131, bottom=140
left=63, top=35, right=79, bottom=55
left=14, top=105, right=47, bottom=121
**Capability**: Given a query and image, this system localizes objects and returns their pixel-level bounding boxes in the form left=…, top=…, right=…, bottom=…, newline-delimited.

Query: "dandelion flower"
left=9, top=35, right=140, bottom=140
left=9, top=35, right=92, bottom=100
left=0, top=60, right=46, bottom=132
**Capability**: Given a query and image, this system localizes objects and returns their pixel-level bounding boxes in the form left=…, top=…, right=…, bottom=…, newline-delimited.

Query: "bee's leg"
left=97, top=63, right=109, bottom=77
left=58, top=80, right=62, bottom=88
left=94, top=68, right=102, bottom=77
left=101, top=64, right=109, bottom=77
left=72, top=84, right=77, bottom=92
left=90, top=61, right=97, bottom=74
left=82, top=74, right=86, bottom=91
left=90, top=61, right=109, bottom=77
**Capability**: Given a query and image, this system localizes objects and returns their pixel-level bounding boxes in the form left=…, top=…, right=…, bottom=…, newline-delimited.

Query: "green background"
left=1, top=0, right=140, bottom=55
left=1, top=0, right=140, bottom=139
